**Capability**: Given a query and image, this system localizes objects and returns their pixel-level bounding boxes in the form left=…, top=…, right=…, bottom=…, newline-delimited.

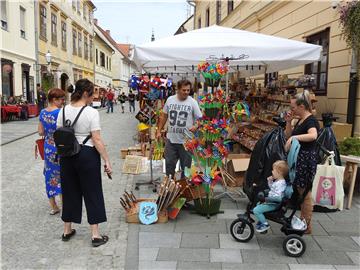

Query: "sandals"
left=50, top=209, right=60, bottom=215
left=61, top=229, right=76, bottom=241
left=92, top=235, right=109, bottom=247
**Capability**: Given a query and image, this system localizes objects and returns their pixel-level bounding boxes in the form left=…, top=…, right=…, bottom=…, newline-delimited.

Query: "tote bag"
left=35, top=138, right=45, bottom=160
left=312, top=155, right=345, bottom=210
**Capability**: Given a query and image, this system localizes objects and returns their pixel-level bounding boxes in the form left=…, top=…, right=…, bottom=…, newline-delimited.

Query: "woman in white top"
left=57, top=79, right=112, bottom=247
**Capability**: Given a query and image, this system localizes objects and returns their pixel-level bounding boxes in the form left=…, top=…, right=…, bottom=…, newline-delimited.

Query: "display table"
left=341, top=155, right=360, bottom=209
left=0, top=105, right=21, bottom=122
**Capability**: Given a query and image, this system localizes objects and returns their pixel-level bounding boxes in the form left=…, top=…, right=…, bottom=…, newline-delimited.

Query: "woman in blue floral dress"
left=38, top=88, right=65, bottom=215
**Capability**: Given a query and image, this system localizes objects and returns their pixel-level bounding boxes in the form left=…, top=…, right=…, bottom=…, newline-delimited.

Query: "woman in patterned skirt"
left=285, top=90, right=320, bottom=234
left=38, top=88, right=65, bottom=215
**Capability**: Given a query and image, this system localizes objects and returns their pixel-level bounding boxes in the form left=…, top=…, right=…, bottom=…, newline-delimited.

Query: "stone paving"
left=1, top=104, right=136, bottom=269
left=1, top=104, right=360, bottom=270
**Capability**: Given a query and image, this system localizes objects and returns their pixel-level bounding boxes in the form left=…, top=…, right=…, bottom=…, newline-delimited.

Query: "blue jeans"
left=253, top=199, right=280, bottom=224
left=107, top=101, right=113, bottom=113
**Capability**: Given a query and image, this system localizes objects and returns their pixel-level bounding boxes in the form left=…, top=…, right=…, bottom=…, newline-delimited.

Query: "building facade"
left=117, top=43, right=138, bottom=94
left=94, top=22, right=115, bottom=90
left=1, top=0, right=37, bottom=103
left=193, top=0, right=360, bottom=136
left=36, top=0, right=95, bottom=94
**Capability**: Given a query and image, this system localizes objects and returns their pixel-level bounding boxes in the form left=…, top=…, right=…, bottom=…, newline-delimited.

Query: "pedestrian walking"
left=284, top=90, right=320, bottom=234
left=37, top=84, right=47, bottom=113
left=106, top=89, right=114, bottom=113
left=128, top=90, right=136, bottom=113
left=38, top=88, right=65, bottom=215
left=57, top=79, right=112, bottom=247
left=156, top=79, right=202, bottom=178
left=118, top=92, right=127, bottom=113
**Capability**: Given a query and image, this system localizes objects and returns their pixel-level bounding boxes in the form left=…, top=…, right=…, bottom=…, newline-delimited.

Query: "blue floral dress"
left=39, top=109, right=61, bottom=198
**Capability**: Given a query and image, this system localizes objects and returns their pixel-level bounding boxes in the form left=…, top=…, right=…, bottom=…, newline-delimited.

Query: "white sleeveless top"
left=56, top=105, right=101, bottom=147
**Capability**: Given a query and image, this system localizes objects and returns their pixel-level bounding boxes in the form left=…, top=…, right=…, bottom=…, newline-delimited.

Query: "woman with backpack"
left=38, top=88, right=66, bottom=215
left=56, top=79, right=112, bottom=247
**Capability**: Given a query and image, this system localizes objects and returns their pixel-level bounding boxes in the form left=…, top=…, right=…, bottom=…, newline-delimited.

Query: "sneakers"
left=255, top=222, right=270, bottom=233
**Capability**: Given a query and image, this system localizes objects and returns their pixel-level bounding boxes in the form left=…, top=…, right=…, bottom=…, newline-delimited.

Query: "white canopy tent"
left=133, top=25, right=322, bottom=77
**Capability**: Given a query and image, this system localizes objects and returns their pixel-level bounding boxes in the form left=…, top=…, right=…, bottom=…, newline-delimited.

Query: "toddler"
left=253, top=160, right=289, bottom=232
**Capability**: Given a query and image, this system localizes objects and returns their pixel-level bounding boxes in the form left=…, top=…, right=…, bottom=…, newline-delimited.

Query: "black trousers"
left=60, top=146, right=107, bottom=225
left=164, top=139, right=192, bottom=178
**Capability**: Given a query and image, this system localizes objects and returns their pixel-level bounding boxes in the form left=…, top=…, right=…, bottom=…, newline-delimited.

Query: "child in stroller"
left=230, top=139, right=308, bottom=257
left=253, top=160, right=288, bottom=233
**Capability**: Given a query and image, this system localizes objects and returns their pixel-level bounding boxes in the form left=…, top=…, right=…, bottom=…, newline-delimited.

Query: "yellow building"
left=193, top=0, right=359, bottom=136
left=93, top=21, right=115, bottom=90
left=37, top=0, right=95, bottom=92
left=1, top=0, right=37, bottom=102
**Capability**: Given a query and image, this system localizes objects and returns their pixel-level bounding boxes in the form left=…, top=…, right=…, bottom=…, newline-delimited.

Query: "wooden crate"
left=125, top=198, right=168, bottom=224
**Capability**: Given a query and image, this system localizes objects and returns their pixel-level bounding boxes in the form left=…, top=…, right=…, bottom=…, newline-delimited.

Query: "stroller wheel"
left=230, top=218, right=254, bottom=242
left=283, top=234, right=306, bottom=257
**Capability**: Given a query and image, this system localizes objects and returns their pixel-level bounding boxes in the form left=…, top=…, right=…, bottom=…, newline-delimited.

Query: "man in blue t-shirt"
left=156, top=79, right=202, bottom=178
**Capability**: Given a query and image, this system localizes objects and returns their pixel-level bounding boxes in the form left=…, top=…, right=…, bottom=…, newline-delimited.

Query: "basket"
left=125, top=198, right=168, bottom=224
left=193, top=197, right=222, bottom=216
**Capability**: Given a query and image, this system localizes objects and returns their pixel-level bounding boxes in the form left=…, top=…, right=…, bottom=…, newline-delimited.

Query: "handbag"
left=35, top=138, right=45, bottom=160
left=312, top=154, right=345, bottom=210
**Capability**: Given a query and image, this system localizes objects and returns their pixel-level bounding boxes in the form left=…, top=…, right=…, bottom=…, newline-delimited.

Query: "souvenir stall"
left=121, top=25, right=322, bottom=224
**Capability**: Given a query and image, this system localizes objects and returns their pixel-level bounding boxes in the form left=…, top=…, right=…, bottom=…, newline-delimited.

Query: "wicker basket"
left=125, top=199, right=168, bottom=224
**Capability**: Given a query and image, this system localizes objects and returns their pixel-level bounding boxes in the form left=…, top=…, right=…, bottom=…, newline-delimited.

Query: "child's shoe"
left=255, top=222, right=270, bottom=233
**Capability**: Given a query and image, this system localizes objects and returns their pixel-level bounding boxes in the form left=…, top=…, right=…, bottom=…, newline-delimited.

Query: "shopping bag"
left=35, top=138, right=45, bottom=160
left=312, top=155, right=345, bottom=210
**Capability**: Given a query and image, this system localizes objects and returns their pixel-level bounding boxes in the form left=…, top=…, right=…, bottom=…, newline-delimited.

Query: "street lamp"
left=45, top=50, right=52, bottom=73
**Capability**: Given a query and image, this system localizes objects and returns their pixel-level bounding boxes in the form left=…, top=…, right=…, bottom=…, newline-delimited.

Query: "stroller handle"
left=316, top=142, right=333, bottom=157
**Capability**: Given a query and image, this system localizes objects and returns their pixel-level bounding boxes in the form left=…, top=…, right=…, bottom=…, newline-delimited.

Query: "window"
left=72, top=0, right=76, bottom=10
left=77, top=0, right=80, bottom=14
left=96, top=49, right=98, bottom=65
left=198, top=17, right=201, bottom=29
left=1, top=1, right=7, bottom=30
left=72, top=29, right=77, bottom=55
left=228, top=0, right=234, bottom=14
left=84, top=35, right=88, bottom=60
left=89, top=11, right=93, bottom=24
left=20, top=7, right=26, bottom=38
left=305, top=28, right=330, bottom=96
left=51, top=13, right=57, bottom=45
left=205, top=8, right=210, bottom=27
left=61, top=21, right=66, bottom=50
left=109, top=58, right=111, bottom=71
left=89, top=39, right=93, bottom=62
left=83, top=4, right=87, bottom=20
left=100, top=52, right=105, bottom=67
left=78, top=32, right=82, bottom=57
left=216, top=1, right=221, bottom=24
left=40, top=5, right=47, bottom=40
left=106, top=56, right=108, bottom=69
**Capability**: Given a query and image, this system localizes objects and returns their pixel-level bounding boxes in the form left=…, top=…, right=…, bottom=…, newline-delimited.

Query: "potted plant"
left=339, top=137, right=360, bottom=157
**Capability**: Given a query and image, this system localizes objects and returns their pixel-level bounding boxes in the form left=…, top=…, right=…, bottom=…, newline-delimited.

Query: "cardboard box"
left=319, top=121, right=352, bottom=142
left=223, top=153, right=251, bottom=187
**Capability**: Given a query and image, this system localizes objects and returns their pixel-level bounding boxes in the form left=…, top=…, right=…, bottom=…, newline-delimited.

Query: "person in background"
left=284, top=90, right=320, bottom=234
left=38, top=88, right=66, bottom=215
left=118, top=92, right=127, bottom=113
left=156, top=79, right=202, bottom=178
left=57, top=79, right=112, bottom=247
left=106, top=89, right=114, bottom=113
left=128, top=90, right=136, bottom=113
left=37, top=84, right=47, bottom=112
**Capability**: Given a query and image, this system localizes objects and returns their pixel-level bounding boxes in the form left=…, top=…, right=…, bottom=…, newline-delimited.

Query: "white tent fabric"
left=133, top=25, right=322, bottom=76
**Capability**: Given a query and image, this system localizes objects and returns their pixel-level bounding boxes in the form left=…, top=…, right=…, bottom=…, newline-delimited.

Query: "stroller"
left=229, top=120, right=307, bottom=257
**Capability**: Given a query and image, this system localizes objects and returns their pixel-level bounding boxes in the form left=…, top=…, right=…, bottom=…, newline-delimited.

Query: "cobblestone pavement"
left=1, top=117, right=39, bottom=146
left=1, top=103, right=360, bottom=270
left=1, top=104, right=137, bottom=269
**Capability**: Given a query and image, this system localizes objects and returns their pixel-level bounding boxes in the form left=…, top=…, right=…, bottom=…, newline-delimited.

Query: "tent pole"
left=226, top=72, right=229, bottom=97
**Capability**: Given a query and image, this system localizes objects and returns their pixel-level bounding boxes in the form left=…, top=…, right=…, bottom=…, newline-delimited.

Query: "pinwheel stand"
left=135, top=105, right=161, bottom=192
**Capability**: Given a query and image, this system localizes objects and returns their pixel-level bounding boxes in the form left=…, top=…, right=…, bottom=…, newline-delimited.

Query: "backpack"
left=53, top=106, right=91, bottom=157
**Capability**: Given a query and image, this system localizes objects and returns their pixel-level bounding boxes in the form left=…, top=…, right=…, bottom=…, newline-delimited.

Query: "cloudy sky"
left=93, top=0, right=192, bottom=45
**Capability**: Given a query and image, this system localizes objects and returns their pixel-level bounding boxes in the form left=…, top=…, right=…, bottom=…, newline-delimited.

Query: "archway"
left=60, top=73, right=69, bottom=91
